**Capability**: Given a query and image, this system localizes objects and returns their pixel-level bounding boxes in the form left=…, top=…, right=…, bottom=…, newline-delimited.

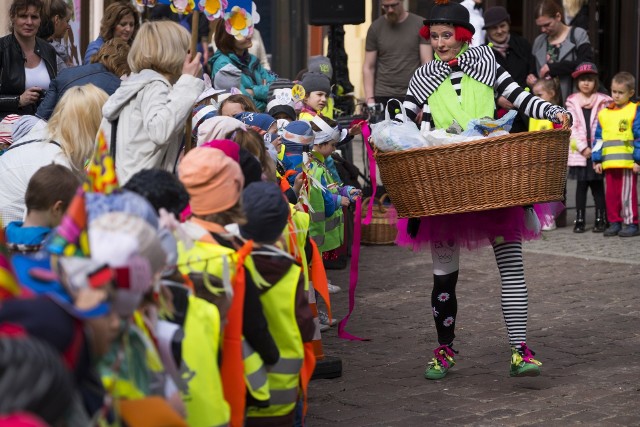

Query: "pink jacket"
left=565, top=92, right=612, bottom=167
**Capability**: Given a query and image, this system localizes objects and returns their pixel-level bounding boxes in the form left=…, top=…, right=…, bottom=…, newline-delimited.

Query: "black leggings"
left=575, top=180, right=605, bottom=211
left=430, top=241, right=528, bottom=347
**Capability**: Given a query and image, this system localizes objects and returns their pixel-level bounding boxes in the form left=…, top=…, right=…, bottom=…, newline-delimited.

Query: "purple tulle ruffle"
left=393, top=203, right=564, bottom=251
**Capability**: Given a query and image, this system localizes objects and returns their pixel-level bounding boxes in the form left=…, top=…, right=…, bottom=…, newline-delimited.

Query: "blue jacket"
left=209, top=50, right=276, bottom=111
left=36, top=63, right=121, bottom=120
left=83, top=36, right=104, bottom=65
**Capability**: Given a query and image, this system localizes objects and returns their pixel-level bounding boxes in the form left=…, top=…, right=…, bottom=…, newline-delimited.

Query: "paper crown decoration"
left=170, top=0, right=196, bottom=13
left=159, top=0, right=254, bottom=39
left=199, top=0, right=228, bottom=20
left=86, top=130, right=119, bottom=196
left=47, top=187, right=91, bottom=258
left=224, top=0, right=253, bottom=39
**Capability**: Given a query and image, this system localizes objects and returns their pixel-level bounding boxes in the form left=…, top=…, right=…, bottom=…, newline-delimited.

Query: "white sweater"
left=0, top=126, right=71, bottom=224
left=100, top=69, right=204, bottom=184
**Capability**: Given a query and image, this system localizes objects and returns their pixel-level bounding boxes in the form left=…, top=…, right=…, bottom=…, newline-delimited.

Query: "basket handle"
left=561, top=113, right=571, bottom=130
left=361, top=197, right=372, bottom=210
left=377, top=194, right=390, bottom=213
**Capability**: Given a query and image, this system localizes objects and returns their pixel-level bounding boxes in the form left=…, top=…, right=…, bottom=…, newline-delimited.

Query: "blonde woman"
left=100, top=20, right=204, bottom=184
left=0, top=83, right=108, bottom=224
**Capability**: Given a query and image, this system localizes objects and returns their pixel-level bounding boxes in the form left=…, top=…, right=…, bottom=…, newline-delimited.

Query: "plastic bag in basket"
left=462, top=110, right=518, bottom=137
left=370, top=99, right=428, bottom=152
left=421, top=129, right=484, bottom=146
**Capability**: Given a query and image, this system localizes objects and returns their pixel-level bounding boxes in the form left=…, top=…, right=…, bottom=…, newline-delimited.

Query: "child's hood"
left=102, top=69, right=171, bottom=121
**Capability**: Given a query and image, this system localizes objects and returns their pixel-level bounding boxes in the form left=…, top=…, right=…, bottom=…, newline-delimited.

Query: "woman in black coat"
left=483, top=6, right=534, bottom=133
left=0, top=0, right=57, bottom=120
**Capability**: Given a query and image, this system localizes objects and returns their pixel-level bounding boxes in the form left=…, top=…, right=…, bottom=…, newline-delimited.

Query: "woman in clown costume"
left=395, top=0, right=570, bottom=380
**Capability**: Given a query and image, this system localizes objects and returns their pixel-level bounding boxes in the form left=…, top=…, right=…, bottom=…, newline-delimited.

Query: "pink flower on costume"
left=224, top=6, right=254, bottom=40
left=432, top=307, right=439, bottom=318
left=437, top=292, right=450, bottom=302
left=443, top=316, right=454, bottom=327
left=170, top=0, right=196, bottom=14
left=198, top=0, right=228, bottom=20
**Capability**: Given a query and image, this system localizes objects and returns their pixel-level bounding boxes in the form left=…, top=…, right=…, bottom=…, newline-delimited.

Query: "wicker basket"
left=361, top=194, right=398, bottom=245
left=373, top=125, right=570, bottom=218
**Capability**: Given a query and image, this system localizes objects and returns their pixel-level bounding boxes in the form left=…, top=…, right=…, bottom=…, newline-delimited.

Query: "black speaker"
left=309, top=0, right=366, bottom=25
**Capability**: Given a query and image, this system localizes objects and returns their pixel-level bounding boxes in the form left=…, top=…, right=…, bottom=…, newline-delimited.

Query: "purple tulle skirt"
left=393, top=203, right=564, bottom=251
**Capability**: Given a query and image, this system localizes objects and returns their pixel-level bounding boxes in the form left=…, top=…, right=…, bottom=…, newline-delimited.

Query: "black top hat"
left=424, top=0, right=475, bottom=35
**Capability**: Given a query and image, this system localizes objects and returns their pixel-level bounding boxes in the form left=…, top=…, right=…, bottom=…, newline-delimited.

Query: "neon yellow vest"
left=182, top=295, right=230, bottom=427
left=243, top=337, right=271, bottom=404
left=286, top=207, right=310, bottom=292
left=598, top=102, right=637, bottom=169
left=177, top=241, right=236, bottom=427
left=244, top=255, right=305, bottom=418
left=307, top=154, right=343, bottom=252
left=529, top=118, right=554, bottom=132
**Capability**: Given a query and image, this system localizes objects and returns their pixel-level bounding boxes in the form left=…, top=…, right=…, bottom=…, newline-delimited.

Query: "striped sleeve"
left=494, top=65, right=566, bottom=122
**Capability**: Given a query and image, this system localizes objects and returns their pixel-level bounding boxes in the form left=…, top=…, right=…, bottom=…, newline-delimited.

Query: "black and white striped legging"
left=430, top=240, right=528, bottom=348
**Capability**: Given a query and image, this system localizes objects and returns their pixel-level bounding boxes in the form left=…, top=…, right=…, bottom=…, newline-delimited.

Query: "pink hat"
left=178, top=147, right=244, bottom=215
left=201, top=139, right=240, bottom=162
left=571, top=62, right=598, bottom=79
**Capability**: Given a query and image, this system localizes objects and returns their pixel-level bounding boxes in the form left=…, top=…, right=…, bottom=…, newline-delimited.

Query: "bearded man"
left=363, top=0, right=432, bottom=107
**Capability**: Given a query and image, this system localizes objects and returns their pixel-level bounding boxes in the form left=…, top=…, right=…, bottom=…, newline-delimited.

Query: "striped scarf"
left=409, top=45, right=497, bottom=102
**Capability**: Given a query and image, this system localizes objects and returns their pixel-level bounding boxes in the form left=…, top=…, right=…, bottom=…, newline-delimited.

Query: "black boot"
left=593, top=209, right=607, bottom=233
left=573, top=210, right=586, bottom=233
left=556, top=208, right=567, bottom=228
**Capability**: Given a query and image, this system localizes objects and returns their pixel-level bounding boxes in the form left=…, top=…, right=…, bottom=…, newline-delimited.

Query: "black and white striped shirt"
left=399, top=58, right=564, bottom=128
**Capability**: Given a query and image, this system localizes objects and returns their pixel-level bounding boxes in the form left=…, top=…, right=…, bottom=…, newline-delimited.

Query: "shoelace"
left=431, top=344, right=457, bottom=369
left=516, top=342, right=542, bottom=366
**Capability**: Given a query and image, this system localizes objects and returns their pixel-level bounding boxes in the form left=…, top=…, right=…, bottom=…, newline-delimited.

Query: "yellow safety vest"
left=243, top=337, right=271, bottom=404
left=286, top=206, right=310, bottom=292
left=307, top=154, right=344, bottom=252
left=181, top=295, right=230, bottom=427
left=529, top=117, right=554, bottom=132
left=177, top=241, right=237, bottom=427
left=598, top=102, right=638, bottom=169
left=245, top=255, right=305, bottom=419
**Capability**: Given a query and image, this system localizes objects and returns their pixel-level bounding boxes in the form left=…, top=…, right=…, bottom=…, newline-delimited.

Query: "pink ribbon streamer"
left=338, top=185, right=370, bottom=341
left=350, top=120, right=377, bottom=225
left=338, top=120, right=377, bottom=341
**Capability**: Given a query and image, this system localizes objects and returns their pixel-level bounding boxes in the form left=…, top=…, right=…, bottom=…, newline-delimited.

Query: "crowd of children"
left=1, top=0, right=640, bottom=423
left=530, top=63, right=640, bottom=236
left=0, top=16, right=362, bottom=425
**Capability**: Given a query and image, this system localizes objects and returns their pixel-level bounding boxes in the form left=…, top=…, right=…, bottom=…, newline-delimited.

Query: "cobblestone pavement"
left=307, top=226, right=640, bottom=426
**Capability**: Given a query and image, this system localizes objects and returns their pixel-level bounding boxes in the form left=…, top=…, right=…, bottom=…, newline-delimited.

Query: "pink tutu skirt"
left=394, top=203, right=563, bottom=251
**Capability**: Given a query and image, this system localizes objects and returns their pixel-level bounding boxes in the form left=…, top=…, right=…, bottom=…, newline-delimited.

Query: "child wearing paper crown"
left=565, top=62, right=611, bottom=233
left=304, top=116, right=361, bottom=253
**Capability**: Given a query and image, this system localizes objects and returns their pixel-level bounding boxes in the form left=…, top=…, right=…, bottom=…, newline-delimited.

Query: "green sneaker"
left=510, top=343, right=542, bottom=377
left=424, top=345, right=457, bottom=380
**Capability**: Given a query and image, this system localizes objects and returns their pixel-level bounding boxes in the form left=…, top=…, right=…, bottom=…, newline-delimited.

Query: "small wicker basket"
left=361, top=194, right=398, bottom=245
left=373, top=124, right=571, bottom=218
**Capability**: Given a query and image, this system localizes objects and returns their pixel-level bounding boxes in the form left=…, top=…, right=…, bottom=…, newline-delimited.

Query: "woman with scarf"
left=209, top=23, right=276, bottom=112
left=398, top=0, right=570, bottom=380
